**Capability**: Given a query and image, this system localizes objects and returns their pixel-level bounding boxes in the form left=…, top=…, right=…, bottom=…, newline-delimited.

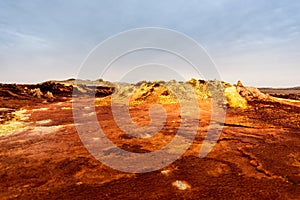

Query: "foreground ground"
left=0, top=82, right=300, bottom=199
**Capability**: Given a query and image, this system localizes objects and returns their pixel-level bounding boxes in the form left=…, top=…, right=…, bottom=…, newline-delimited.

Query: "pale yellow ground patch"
left=29, top=125, right=62, bottom=134
left=271, top=97, right=300, bottom=107
left=36, top=119, right=52, bottom=125
left=0, top=109, right=62, bottom=137
left=32, top=107, right=48, bottom=112
left=0, top=121, right=31, bottom=136
left=61, top=107, right=71, bottom=110
left=0, top=109, right=31, bottom=136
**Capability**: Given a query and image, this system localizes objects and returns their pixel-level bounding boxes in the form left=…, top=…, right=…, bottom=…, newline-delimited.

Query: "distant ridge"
left=259, top=87, right=300, bottom=100
left=259, top=86, right=300, bottom=90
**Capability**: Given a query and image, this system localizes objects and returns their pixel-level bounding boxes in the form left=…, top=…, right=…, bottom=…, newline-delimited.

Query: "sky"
left=0, top=0, right=299, bottom=87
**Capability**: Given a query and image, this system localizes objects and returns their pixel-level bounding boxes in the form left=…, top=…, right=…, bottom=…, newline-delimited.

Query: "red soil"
left=0, top=86, right=299, bottom=199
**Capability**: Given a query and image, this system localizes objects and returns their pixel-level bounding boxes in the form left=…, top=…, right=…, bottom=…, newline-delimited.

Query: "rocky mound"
left=0, top=81, right=114, bottom=101
left=224, top=80, right=270, bottom=108
left=110, top=79, right=210, bottom=105
left=109, top=79, right=270, bottom=108
left=0, top=79, right=272, bottom=109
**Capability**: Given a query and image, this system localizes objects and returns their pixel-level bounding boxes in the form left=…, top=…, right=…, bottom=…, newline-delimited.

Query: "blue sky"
left=0, top=0, right=299, bottom=87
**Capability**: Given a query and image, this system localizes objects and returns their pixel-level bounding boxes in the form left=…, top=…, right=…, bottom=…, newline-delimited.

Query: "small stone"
left=161, top=169, right=171, bottom=175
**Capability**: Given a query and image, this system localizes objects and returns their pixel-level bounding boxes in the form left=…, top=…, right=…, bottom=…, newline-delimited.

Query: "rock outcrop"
left=0, top=79, right=272, bottom=109
left=236, top=81, right=269, bottom=101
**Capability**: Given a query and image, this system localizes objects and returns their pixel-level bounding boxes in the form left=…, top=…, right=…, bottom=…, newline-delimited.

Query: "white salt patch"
left=0, top=108, right=12, bottom=112
left=83, top=112, right=95, bottom=117
left=142, top=133, right=152, bottom=138
left=172, top=180, right=191, bottom=190
left=36, top=119, right=52, bottom=125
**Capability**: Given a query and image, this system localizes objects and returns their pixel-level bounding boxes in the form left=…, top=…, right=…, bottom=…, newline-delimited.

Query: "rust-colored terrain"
left=0, top=79, right=299, bottom=199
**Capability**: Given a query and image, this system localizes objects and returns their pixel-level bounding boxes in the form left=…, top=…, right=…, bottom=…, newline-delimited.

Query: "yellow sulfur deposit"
left=225, top=86, right=248, bottom=109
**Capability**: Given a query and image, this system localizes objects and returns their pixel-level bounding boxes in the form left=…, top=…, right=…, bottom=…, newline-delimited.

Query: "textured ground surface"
left=0, top=81, right=300, bottom=199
